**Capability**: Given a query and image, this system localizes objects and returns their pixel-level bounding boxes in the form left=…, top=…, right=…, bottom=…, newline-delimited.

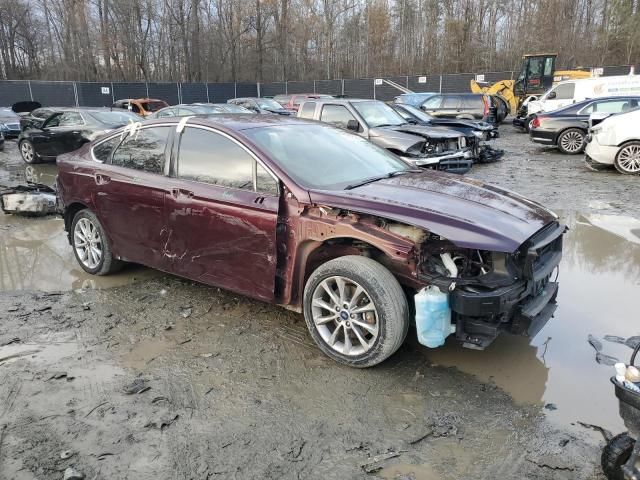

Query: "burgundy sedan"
left=57, top=115, right=564, bottom=367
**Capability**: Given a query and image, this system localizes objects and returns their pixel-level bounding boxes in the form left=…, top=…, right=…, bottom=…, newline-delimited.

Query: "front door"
left=92, top=126, right=173, bottom=268
left=164, top=125, right=279, bottom=302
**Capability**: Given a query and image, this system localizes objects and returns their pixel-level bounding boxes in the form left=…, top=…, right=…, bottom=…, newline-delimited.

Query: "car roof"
left=307, top=98, right=381, bottom=105
left=142, top=113, right=313, bottom=131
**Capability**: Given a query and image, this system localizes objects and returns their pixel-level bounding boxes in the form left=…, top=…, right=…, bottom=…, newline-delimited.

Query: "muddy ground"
left=1, top=128, right=639, bottom=479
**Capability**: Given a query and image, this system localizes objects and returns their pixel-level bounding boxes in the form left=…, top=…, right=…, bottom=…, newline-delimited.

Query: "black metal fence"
left=0, top=64, right=636, bottom=108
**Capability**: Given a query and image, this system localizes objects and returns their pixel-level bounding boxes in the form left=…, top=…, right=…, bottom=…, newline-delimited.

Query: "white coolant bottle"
left=414, top=286, right=455, bottom=348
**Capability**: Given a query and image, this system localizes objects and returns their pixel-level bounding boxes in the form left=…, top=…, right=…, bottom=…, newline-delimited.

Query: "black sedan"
left=529, top=96, right=640, bottom=154
left=390, top=103, right=504, bottom=163
left=151, top=103, right=252, bottom=118
left=18, top=108, right=141, bottom=164
left=0, top=107, right=22, bottom=138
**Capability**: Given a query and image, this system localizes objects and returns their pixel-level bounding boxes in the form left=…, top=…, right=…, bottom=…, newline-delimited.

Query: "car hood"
left=309, top=171, right=557, bottom=252
left=368, top=125, right=464, bottom=152
left=427, top=118, right=494, bottom=131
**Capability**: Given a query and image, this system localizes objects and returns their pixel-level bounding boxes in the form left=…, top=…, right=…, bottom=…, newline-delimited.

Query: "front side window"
left=594, top=100, right=637, bottom=113
left=111, top=126, right=170, bottom=174
left=93, top=136, right=122, bottom=162
left=299, top=102, right=316, bottom=119
left=551, top=83, right=575, bottom=100
left=320, top=104, right=357, bottom=128
left=177, top=127, right=253, bottom=190
left=352, top=101, right=405, bottom=127
left=157, top=109, right=175, bottom=118
left=58, top=112, right=83, bottom=126
left=421, top=96, right=442, bottom=109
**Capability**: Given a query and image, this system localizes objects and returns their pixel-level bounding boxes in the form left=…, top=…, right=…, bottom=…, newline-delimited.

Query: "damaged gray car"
left=298, top=99, right=473, bottom=174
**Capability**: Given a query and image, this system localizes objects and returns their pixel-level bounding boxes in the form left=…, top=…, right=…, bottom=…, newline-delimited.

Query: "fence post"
left=439, top=75, right=442, bottom=93
left=313, top=80, right=316, bottom=94
left=234, top=82, right=237, bottom=98
left=145, top=83, right=149, bottom=98
left=257, top=82, right=261, bottom=98
left=28, top=80, right=33, bottom=101
left=111, top=82, right=115, bottom=104
left=405, top=75, right=409, bottom=88
left=73, top=81, right=79, bottom=106
left=341, top=79, right=344, bottom=96
left=206, top=83, right=210, bottom=103
left=177, top=82, right=181, bottom=104
left=373, top=79, right=376, bottom=99
left=285, top=81, right=288, bottom=94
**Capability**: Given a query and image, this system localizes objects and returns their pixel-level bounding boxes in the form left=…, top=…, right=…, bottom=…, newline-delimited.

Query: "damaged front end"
left=416, top=222, right=565, bottom=349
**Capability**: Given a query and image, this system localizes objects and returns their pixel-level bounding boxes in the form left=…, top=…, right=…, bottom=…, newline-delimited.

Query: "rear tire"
left=614, top=141, right=640, bottom=175
left=19, top=139, right=39, bottom=164
left=557, top=128, right=586, bottom=154
left=601, top=432, right=635, bottom=480
left=303, top=255, right=409, bottom=368
left=71, top=209, right=123, bottom=275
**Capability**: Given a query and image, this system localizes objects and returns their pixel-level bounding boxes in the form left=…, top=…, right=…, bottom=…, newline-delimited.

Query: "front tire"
left=303, top=255, right=409, bottom=368
left=601, top=432, right=635, bottom=480
left=19, top=140, right=39, bottom=164
left=614, top=141, right=640, bottom=175
left=71, top=209, right=123, bottom=275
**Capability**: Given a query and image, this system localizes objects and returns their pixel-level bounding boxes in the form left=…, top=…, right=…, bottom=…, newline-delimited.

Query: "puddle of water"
left=379, top=463, right=442, bottom=480
left=425, top=212, right=640, bottom=434
left=121, top=337, right=173, bottom=369
left=0, top=213, right=158, bottom=292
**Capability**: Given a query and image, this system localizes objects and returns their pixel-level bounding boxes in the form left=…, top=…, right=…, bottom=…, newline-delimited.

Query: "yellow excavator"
left=471, top=53, right=591, bottom=116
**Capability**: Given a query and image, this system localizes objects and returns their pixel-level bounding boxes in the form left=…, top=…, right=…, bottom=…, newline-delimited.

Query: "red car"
left=273, top=93, right=334, bottom=112
left=57, top=115, right=563, bottom=367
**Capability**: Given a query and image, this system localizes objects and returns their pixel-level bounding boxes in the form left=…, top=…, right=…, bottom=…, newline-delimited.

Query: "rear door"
left=91, top=126, right=173, bottom=268
left=164, top=125, right=280, bottom=301
left=50, top=111, right=87, bottom=155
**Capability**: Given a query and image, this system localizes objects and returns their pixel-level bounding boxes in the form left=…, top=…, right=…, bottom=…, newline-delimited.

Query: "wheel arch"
left=616, top=138, right=640, bottom=148
left=63, top=202, right=90, bottom=242
left=287, top=233, right=418, bottom=311
left=555, top=125, right=586, bottom=145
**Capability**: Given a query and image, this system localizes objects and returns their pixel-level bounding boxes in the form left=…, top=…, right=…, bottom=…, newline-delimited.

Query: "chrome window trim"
left=175, top=123, right=281, bottom=194
left=90, top=122, right=177, bottom=163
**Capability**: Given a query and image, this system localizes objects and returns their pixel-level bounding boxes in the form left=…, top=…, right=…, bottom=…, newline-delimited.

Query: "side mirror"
left=346, top=119, right=359, bottom=131
left=547, top=91, right=557, bottom=100
left=407, top=118, right=418, bottom=125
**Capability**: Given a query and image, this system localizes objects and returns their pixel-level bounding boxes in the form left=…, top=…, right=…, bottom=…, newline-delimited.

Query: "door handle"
left=94, top=173, right=111, bottom=185
left=171, top=188, right=194, bottom=198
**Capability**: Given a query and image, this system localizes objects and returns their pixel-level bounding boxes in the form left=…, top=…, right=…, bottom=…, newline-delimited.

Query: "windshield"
left=222, top=104, right=252, bottom=113
left=353, top=101, right=406, bottom=128
left=245, top=124, right=411, bottom=190
left=401, top=104, right=433, bottom=122
left=140, top=101, right=167, bottom=112
left=257, top=99, right=283, bottom=110
left=90, top=111, right=141, bottom=124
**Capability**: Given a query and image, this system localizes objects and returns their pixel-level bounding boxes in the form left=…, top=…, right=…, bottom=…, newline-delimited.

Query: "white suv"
left=585, top=108, right=640, bottom=174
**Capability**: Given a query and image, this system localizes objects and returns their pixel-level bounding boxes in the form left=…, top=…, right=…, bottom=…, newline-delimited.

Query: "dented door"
left=163, top=126, right=279, bottom=302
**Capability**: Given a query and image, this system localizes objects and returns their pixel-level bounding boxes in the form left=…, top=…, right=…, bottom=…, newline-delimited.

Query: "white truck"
left=518, top=74, right=640, bottom=130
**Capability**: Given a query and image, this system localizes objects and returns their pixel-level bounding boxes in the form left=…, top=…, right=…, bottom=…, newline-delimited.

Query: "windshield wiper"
left=344, top=170, right=418, bottom=190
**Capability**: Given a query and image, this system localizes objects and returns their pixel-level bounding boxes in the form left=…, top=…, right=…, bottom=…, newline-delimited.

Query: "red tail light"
left=531, top=116, right=543, bottom=129
left=483, top=97, right=489, bottom=117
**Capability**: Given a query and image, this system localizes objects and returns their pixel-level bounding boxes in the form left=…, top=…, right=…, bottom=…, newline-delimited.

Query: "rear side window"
left=320, top=104, right=356, bottom=128
left=112, top=126, right=170, bottom=174
left=93, top=136, right=121, bottom=162
left=177, top=127, right=253, bottom=190
left=299, top=102, right=316, bottom=119
left=442, top=96, right=461, bottom=108
left=552, top=83, right=575, bottom=100
left=462, top=96, right=483, bottom=108
left=33, top=108, right=52, bottom=119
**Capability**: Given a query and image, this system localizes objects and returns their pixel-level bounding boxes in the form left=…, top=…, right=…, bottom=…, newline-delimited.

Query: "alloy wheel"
left=559, top=130, right=584, bottom=153
left=616, top=144, right=640, bottom=174
left=73, top=218, right=103, bottom=269
left=310, top=276, right=379, bottom=356
left=20, top=142, right=34, bottom=162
